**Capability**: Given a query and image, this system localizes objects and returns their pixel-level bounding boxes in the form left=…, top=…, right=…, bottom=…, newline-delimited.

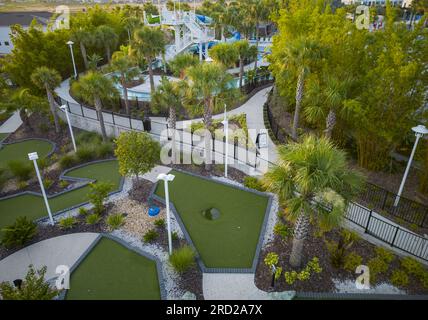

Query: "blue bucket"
left=148, top=206, right=160, bottom=217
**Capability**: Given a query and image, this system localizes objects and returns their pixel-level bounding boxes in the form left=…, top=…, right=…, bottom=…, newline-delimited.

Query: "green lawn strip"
left=0, top=139, right=54, bottom=169
left=66, top=237, right=161, bottom=300
left=0, top=160, right=121, bottom=230
left=155, top=170, right=269, bottom=269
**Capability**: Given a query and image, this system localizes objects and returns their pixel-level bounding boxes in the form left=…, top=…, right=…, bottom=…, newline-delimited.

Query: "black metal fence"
left=344, top=202, right=428, bottom=261
left=265, top=98, right=289, bottom=144
left=358, top=182, right=428, bottom=228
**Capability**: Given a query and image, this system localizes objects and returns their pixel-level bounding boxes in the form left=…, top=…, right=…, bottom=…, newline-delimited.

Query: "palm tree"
left=283, top=37, right=325, bottom=141
left=31, top=67, right=62, bottom=133
left=263, top=135, right=363, bottom=267
left=151, top=77, right=185, bottom=163
left=88, top=53, right=103, bottom=71
left=209, top=42, right=239, bottom=68
left=168, top=53, right=199, bottom=79
left=304, top=75, right=354, bottom=139
left=72, top=72, right=118, bottom=141
left=95, top=25, right=118, bottom=63
left=71, top=28, right=92, bottom=70
left=111, top=47, right=140, bottom=115
left=185, top=62, right=240, bottom=170
left=234, top=40, right=258, bottom=88
left=134, top=26, right=166, bottom=94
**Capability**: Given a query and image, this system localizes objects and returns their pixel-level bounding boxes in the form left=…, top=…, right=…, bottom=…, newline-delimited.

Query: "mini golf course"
left=0, top=139, right=54, bottom=169
left=66, top=237, right=161, bottom=300
left=155, top=170, right=270, bottom=269
left=0, top=160, right=121, bottom=230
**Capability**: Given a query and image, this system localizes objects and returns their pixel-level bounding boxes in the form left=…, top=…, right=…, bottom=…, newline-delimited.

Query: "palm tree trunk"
left=46, top=87, right=60, bottom=133
left=95, top=97, right=107, bottom=141
left=19, top=109, right=32, bottom=130
left=121, top=75, right=130, bottom=115
left=289, top=210, right=310, bottom=267
left=106, top=46, right=111, bottom=63
left=239, top=57, right=244, bottom=88
left=148, top=61, right=155, bottom=94
left=169, top=106, right=177, bottom=164
left=324, top=109, right=336, bottom=139
left=221, top=25, right=225, bottom=42
left=253, top=22, right=259, bottom=74
left=204, top=97, right=213, bottom=171
left=80, top=42, right=89, bottom=70
left=292, top=68, right=305, bottom=141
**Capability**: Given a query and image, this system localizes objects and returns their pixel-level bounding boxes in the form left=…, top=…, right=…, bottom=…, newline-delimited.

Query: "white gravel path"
left=333, top=279, right=406, bottom=295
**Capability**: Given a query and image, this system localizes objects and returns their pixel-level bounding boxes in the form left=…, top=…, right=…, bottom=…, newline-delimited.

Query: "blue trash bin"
left=148, top=206, right=160, bottom=217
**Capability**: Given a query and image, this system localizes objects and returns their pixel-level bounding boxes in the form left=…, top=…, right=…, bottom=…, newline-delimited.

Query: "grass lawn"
left=0, top=160, right=121, bottom=230
left=0, top=139, right=54, bottom=169
left=66, top=237, right=161, bottom=300
left=155, top=170, right=269, bottom=269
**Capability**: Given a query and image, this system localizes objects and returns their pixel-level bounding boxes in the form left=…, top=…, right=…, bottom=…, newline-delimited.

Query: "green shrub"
left=273, top=222, right=292, bottom=239
left=283, top=257, right=322, bottom=285
left=58, top=216, right=77, bottom=230
left=88, top=182, right=113, bottom=215
left=59, top=180, right=69, bottom=189
left=390, top=269, right=409, bottom=287
left=78, top=207, right=88, bottom=216
left=7, top=160, right=33, bottom=181
left=85, top=213, right=101, bottom=225
left=243, top=176, right=265, bottom=192
left=1, top=217, right=37, bottom=248
left=37, top=158, right=50, bottom=171
left=76, top=145, right=95, bottom=162
left=172, top=231, right=179, bottom=241
left=43, top=178, right=54, bottom=190
left=143, top=229, right=159, bottom=243
left=169, top=245, right=196, bottom=273
left=17, top=181, right=28, bottom=190
left=367, top=257, right=388, bottom=283
left=0, top=265, right=59, bottom=300
left=96, top=142, right=114, bottom=158
left=38, top=123, right=50, bottom=133
left=343, top=252, right=363, bottom=272
left=264, top=252, right=279, bottom=268
left=76, top=131, right=103, bottom=145
left=326, top=230, right=357, bottom=269
left=154, top=218, right=165, bottom=228
left=375, top=247, right=394, bottom=263
left=59, top=154, right=78, bottom=169
left=400, top=257, right=424, bottom=276
left=284, top=270, right=298, bottom=285
left=106, top=213, right=125, bottom=231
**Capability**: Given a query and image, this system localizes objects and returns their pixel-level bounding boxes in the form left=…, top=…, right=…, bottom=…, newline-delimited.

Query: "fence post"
left=129, top=115, right=132, bottom=129
left=391, top=226, right=399, bottom=247
left=66, top=101, right=71, bottom=113
left=112, top=112, right=115, bottom=125
left=365, top=210, right=373, bottom=233
left=381, top=190, right=388, bottom=210
left=421, top=211, right=428, bottom=228
left=80, top=103, right=84, bottom=117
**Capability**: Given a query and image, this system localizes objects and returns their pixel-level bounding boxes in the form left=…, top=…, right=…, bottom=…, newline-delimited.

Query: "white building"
left=0, top=12, right=53, bottom=56
left=341, top=0, right=413, bottom=7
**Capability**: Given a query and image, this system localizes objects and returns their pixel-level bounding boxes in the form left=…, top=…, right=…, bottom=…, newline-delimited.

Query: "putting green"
left=0, top=139, right=54, bottom=169
left=66, top=237, right=161, bottom=300
left=155, top=170, right=269, bottom=269
left=0, top=160, right=121, bottom=230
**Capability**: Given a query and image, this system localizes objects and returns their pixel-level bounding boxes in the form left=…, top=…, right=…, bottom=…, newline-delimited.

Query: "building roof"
left=0, top=12, right=53, bottom=27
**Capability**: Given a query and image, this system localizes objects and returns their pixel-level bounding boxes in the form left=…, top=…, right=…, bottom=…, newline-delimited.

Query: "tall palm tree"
left=168, top=53, right=199, bottom=79
left=31, top=67, right=62, bottom=133
left=209, top=42, right=239, bottom=68
left=185, top=62, right=240, bottom=170
left=133, top=26, right=166, bottom=94
left=304, top=75, right=354, bottom=139
left=234, top=40, right=258, bottom=88
left=263, top=135, right=363, bottom=267
left=88, top=53, right=103, bottom=71
left=71, top=28, right=92, bottom=70
left=95, top=25, right=118, bottom=63
left=151, top=77, right=185, bottom=163
left=72, top=72, right=118, bottom=141
left=283, top=37, right=325, bottom=141
left=111, top=47, right=140, bottom=115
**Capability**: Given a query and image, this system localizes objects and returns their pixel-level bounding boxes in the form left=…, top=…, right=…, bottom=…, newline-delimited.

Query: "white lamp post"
left=157, top=173, right=175, bottom=255
left=394, top=124, right=428, bottom=206
left=60, top=105, right=77, bottom=152
left=28, top=152, right=54, bottom=225
left=66, top=40, right=78, bottom=79
left=222, top=105, right=229, bottom=178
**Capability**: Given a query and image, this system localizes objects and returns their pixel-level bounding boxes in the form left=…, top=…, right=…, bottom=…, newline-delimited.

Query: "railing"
left=358, top=182, right=428, bottom=228
left=265, top=93, right=290, bottom=144
left=344, top=202, right=428, bottom=261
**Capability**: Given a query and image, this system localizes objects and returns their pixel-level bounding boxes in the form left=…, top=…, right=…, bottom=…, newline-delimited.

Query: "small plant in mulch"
left=143, top=229, right=159, bottom=243
left=283, top=257, right=322, bottom=286
left=58, top=216, right=78, bottom=230
left=85, top=213, right=102, bottom=225
left=106, top=213, right=125, bottom=231
left=169, top=245, right=196, bottom=273
left=0, top=217, right=38, bottom=248
left=154, top=218, right=165, bottom=228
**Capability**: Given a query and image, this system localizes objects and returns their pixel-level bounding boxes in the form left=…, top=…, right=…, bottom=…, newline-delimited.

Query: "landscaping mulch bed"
left=0, top=204, right=112, bottom=261
left=255, top=221, right=428, bottom=295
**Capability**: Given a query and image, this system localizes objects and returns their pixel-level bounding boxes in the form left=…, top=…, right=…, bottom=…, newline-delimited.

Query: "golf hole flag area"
left=154, top=170, right=271, bottom=270
left=0, top=160, right=122, bottom=230
left=66, top=237, right=162, bottom=300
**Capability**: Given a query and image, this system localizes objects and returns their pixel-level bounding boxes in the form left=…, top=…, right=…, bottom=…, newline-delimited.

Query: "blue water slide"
left=196, top=14, right=213, bottom=24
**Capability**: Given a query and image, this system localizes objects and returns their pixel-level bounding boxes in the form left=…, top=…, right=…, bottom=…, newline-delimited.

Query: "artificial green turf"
left=0, top=160, right=121, bottom=230
left=0, top=139, right=54, bottom=169
left=66, top=238, right=161, bottom=300
left=155, top=170, right=269, bottom=269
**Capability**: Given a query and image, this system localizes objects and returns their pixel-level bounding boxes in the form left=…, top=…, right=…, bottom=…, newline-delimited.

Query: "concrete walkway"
left=56, top=78, right=79, bottom=105
left=0, top=233, right=99, bottom=283
left=0, top=111, right=22, bottom=134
